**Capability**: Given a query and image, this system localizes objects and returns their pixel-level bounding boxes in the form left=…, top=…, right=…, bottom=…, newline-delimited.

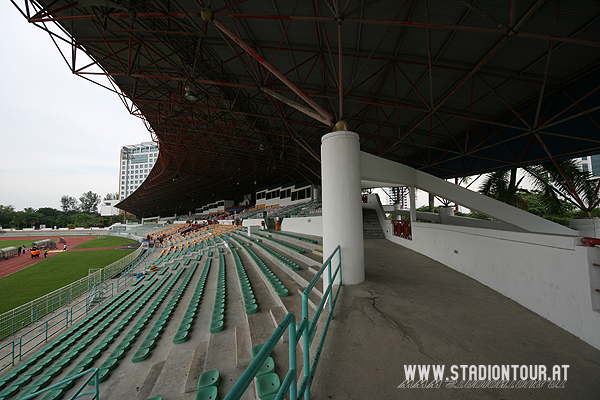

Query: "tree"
left=104, top=193, right=118, bottom=200
left=79, top=191, right=101, bottom=214
left=0, top=205, right=16, bottom=227
left=479, top=160, right=599, bottom=220
left=479, top=168, right=529, bottom=210
left=61, top=196, right=79, bottom=214
left=524, top=160, right=600, bottom=218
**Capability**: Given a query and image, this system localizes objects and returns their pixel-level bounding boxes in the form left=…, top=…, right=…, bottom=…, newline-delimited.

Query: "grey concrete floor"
left=311, top=239, right=600, bottom=400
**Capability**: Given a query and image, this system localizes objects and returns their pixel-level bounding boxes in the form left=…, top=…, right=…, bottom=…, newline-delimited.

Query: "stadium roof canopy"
left=13, top=0, right=600, bottom=216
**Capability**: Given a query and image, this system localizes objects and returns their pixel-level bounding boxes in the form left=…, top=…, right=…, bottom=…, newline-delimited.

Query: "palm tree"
left=524, top=160, right=600, bottom=218
left=479, top=168, right=529, bottom=210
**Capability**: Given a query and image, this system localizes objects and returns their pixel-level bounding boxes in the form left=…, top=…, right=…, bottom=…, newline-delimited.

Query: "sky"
left=0, top=2, right=151, bottom=212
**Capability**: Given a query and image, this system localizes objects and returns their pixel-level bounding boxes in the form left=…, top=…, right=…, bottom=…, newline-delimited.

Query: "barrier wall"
left=280, top=216, right=323, bottom=237
left=379, top=218, right=600, bottom=349
left=241, top=219, right=263, bottom=227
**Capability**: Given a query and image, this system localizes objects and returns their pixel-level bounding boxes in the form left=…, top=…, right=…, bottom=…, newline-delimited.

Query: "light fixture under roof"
left=184, top=84, right=198, bottom=101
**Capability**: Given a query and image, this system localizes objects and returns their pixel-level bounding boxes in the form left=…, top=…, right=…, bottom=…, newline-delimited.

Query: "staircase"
left=363, top=209, right=385, bottom=239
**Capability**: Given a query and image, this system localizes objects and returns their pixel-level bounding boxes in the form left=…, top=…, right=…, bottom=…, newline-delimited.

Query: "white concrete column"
left=321, top=131, right=365, bottom=286
left=393, top=203, right=401, bottom=220
left=409, top=186, right=417, bottom=222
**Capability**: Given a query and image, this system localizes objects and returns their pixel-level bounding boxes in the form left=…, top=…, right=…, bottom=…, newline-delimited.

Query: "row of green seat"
left=90, top=272, right=176, bottom=383
left=173, top=259, right=212, bottom=344
left=268, top=230, right=318, bottom=244
left=229, top=236, right=288, bottom=298
left=0, top=289, right=140, bottom=399
left=196, top=369, right=219, bottom=400
left=230, top=247, right=258, bottom=315
left=250, top=344, right=280, bottom=400
left=253, top=233, right=305, bottom=254
left=251, top=240, right=301, bottom=272
left=130, top=264, right=193, bottom=364
left=209, top=254, right=226, bottom=333
left=41, top=276, right=170, bottom=398
left=11, top=281, right=160, bottom=400
left=145, top=271, right=157, bottom=281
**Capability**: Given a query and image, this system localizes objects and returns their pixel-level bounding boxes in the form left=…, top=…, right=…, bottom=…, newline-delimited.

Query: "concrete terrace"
left=312, top=239, right=600, bottom=399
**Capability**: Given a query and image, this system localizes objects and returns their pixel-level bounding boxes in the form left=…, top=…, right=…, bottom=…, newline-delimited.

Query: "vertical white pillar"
left=321, top=131, right=365, bottom=286
left=409, top=186, right=417, bottom=222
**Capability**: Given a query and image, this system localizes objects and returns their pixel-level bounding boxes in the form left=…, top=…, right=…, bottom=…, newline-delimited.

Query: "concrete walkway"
left=312, top=239, right=600, bottom=399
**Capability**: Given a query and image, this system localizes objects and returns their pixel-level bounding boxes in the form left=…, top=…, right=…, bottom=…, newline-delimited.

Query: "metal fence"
left=0, top=245, right=144, bottom=341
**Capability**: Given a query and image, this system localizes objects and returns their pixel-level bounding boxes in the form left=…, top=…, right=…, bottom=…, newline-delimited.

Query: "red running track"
left=0, top=236, right=96, bottom=279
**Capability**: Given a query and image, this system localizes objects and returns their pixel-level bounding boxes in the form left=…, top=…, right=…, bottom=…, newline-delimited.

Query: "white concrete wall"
left=385, top=221, right=600, bottom=349
left=364, top=193, right=600, bottom=348
left=242, top=218, right=264, bottom=227
left=280, top=216, right=323, bottom=237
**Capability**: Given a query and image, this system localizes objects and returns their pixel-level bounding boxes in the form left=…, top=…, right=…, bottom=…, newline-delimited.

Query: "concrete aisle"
left=311, top=239, right=600, bottom=400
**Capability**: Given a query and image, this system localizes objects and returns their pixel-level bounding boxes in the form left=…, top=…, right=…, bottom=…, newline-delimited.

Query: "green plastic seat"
left=87, top=348, right=103, bottom=361
left=139, top=339, right=156, bottom=350
left=24, top=363, right=45, bottom=378
left=145, top=330, right=161, bottom=341
left=257, top=357, right=275, bottom=377
left=256, top=373, right=280, bottom=399
left=0, top=385, right=20, bottom=399
left=53, top=357, right=71, bottom=369
left=100, top=357, right=119, bottom=371
left=0, top=372, right=18, bottom=391
left=17, top=384, right=43, bottom=400
left=93, top=341, right=110, bottom=352
left=251, top=344, right=265, bottom=359
left=180, top=316, right=194, bottom=325
left=172, top=330, right=189, bottom=344
left=59, top=367, right=85, bottom=390
left=115, top=341, right=132, bottom=352
left=31, top=373, right=52, bottom=389
left=76, top=356, right=95, bottom=370
left=213, top=306, right=225, bottom=315
left=194, top=386, right=217, bottom=400
left=245, top=304, right=259, bottom=314
left=209, top=321, right=223, bottom=333
left=11, top=374, right=32, bottom=387
left=198, top=369, right=220, bottom=389
left=211, top=314, right=224, bottom=322
left=131, top=348, right=150, bottom=363
left=108, top=348, right=126, bottom=361
left=39, top=388, right=63, bottom=400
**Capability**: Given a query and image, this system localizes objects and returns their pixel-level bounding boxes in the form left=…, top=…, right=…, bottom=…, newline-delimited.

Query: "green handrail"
left=298, top=245, right=342, bottom=400
left=19, top=368, right=100, bottom=400
left=0, top=341, right=14, bottom=373
left=224, top=244, right=342, bottom=400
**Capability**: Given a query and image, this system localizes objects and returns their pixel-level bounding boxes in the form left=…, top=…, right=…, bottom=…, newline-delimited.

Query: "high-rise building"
left=119, top=142, right=159, bottom=200
left=579, top=154, right=600, bottom=178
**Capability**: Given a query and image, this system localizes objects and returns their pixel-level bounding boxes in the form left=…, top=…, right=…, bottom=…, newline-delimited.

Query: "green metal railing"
left=0, top=246, right=143, bottom=341
left=225, top=245, right=342, bottom=400
left=18, top=310, right=68, bottom=361
left=298, top=245, right=342, bottom=399
left=0, top=341, right=14, bottom=373
left=20, top=368, right=100, bottom=400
